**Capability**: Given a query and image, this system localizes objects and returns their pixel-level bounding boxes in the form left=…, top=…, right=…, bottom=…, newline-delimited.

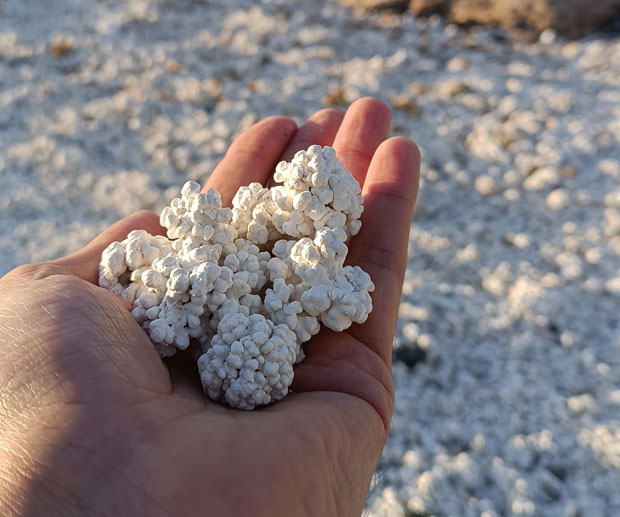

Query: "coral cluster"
left=99, top=145, right=373, bottom=409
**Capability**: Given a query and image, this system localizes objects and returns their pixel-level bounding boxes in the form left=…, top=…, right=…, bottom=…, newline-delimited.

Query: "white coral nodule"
left=98, top=145, right=374, bottom=409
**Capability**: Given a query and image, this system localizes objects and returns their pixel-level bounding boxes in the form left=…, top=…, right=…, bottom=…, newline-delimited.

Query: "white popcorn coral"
left=300, top=265, right=374, bottom=332
left=231, top=182, right=280, bottom=245
left=267, top=226, right=374, bottom=334
left=99, top=229, right=173, bottom=297
left=161, top=180, right=238, bottom=263
left=98, top=145, right=374, bottom=410
left=198, top=313, right=297, bottom=410
left=269, top=145, right=364, bottom=239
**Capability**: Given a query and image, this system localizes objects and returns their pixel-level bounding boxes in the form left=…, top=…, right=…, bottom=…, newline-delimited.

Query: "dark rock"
left=393, top=345, right=427, bottom=368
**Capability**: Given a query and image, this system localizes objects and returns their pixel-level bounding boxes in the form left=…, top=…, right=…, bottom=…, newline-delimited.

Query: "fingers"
left=346, top=137, right=420, bottom=365
left=332, top=97, right=392, bottom=186
left=202, top=116, right=297, bottom=206
left=203, top=99, right=388, bottom=207
left=280, top=108, right=345, bottom=162
left=52, top=210, right=163, bottom=283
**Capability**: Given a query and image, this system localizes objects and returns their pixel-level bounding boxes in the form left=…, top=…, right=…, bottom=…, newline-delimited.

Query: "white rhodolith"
left=99, top=145, right=374, bottom=409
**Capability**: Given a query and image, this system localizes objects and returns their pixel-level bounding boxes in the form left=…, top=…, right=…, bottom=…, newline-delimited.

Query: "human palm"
left=0, top=98, right=419, bottom=516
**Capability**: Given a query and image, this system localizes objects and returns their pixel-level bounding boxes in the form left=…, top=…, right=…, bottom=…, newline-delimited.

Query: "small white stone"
left=475, top=175, right=495, bottom=196
left=546, top=189, right=569, bottom=211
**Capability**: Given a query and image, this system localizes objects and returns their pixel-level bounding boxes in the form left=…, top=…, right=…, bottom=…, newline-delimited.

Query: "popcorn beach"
left=4, top=0, right=619, bottom=513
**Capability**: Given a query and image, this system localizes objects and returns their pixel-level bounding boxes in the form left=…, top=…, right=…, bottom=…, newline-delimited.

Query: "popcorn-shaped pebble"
left=99, top=230, right=174, bottom=297
left=301, top=266, right=375, bottom=331
left=231, top=183, right=280, bottom=246
left=224, top=239, right=270, bottom=292
left=99, top=146, right=374, bottom=410
left=265, top=278, right=320, bottom=346
left=160, top=181, right=237, bottom=260
left=198, top=313, right=297, bottom=410
left=268, top=145, right=364, bottom=239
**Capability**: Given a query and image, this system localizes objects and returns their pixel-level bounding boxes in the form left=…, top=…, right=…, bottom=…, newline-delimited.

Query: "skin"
left=0, top=98, right=419, bottom=517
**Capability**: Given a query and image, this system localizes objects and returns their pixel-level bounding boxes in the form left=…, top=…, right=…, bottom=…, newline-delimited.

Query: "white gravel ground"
left=1, top=1, right=619, bottom=515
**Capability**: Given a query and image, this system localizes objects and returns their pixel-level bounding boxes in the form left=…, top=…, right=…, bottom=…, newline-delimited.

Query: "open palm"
left=0, top=98, right=419, bottom=516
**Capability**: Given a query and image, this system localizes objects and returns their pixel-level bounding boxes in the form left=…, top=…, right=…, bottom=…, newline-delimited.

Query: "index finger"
left=202, top=116, right=297, bottom=206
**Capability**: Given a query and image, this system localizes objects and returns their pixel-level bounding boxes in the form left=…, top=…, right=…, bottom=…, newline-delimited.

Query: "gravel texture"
left=1, top=1, right=619, bottom=515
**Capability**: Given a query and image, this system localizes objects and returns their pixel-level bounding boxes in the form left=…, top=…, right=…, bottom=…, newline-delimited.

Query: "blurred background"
left=1, top=0, right=619, bottom=515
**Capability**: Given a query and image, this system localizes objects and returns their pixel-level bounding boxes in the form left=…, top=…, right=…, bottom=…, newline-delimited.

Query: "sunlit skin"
left=0, top=98, right=419, bottom=516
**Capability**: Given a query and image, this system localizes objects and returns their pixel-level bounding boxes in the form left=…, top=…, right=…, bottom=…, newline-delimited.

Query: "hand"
left=0, top=98, right=419, bottom=516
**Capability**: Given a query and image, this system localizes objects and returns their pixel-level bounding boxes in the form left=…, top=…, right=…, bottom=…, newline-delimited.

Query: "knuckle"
left=2, top=262, right=68, bottom=284
left=312, top=107, right=345, bottom=121
left=133, top=209, right=158, bottom=221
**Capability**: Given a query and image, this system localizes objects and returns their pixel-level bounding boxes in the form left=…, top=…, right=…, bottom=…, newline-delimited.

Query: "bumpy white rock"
left=198, top=313, right=297, bottom=410
left=270, top=145, right=364, bottom=239
left=98, top=145, right=374, bottom=409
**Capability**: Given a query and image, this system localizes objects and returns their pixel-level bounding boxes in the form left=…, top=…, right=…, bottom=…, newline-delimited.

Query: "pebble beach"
left=1, top=1, right=619, bottom=515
